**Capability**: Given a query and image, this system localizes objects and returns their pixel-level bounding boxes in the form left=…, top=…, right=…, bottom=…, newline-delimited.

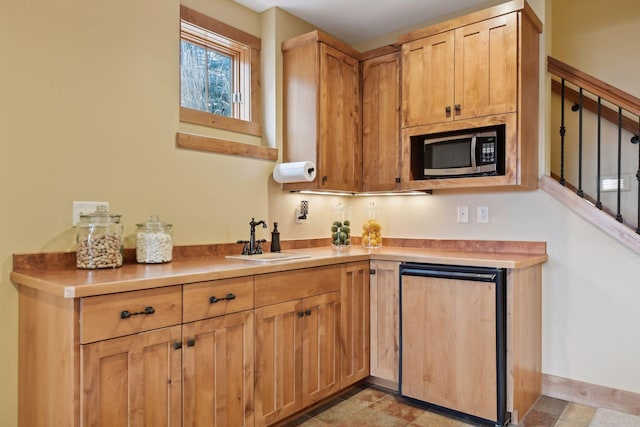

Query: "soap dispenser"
left=270, top=222, right=281, bottom=252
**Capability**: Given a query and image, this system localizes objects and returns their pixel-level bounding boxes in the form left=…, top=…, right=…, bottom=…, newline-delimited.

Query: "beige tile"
left=343, top=386, right=389, bottom=406
left=519, top=408, right=557, bottom=427
left=531, top=395, right=569, bottom=418
left=334, top=406, right=409, bottom=427
left=366, top=394, right=426, bottom=423
left=312, top=399, right=369, bottom=425
left=558, top=402, right=596, bottom=426
left=589, top=408, right=640, bottom=427
left=408, top=410, right=476, bottom=427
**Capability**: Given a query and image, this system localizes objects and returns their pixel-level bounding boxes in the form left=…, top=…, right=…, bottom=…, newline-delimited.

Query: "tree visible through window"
left=179, top=6, right=261, bottom=136
left=181, top=40, right=233, bottom=117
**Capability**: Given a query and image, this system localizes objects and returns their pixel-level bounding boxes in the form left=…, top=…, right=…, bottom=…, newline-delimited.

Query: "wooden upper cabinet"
left=402, top=13, right=517, bottom=128
left=399, top=0, right=542, bottom=191
left=282, top=31, right=362, bottom=192
left=362, top=48, right=402, bottom=191
left=402, top=31, right=455, bottom=128
left=454, top=13, right=517, bottom=121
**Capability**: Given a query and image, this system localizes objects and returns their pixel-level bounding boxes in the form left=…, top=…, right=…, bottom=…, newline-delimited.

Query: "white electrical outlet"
left=456, top=206, right=469, bottom=223
left=72, top=201, right=109, bottom=226
left=477, top=206, right=489, bottom=223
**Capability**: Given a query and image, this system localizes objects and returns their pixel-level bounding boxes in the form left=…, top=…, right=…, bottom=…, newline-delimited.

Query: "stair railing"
left=548, top=56, right=640, bottom=233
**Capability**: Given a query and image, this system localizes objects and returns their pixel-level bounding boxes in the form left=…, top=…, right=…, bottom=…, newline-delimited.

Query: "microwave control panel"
left=479, top=140, right=496, bottom=164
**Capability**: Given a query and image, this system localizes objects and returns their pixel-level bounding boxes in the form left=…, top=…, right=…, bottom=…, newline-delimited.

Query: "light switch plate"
left=72, top=201, right=109, bottom=226
left=456, top=206, right=469, bottom=223
left=477, top=206, right=489, bottom=223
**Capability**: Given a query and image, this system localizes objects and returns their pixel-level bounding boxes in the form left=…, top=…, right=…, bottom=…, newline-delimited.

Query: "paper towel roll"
left=273, top=161, right=316, bottom=183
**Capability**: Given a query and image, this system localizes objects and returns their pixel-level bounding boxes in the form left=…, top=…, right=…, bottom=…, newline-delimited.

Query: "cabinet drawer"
left=255, top=265, right=341, bottom=307
left=183, top=276, right=254, bottom=323
left=80, top=286, right=182, bottom=344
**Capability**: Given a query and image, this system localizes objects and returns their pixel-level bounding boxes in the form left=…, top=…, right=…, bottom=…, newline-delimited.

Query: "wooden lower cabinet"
left=36, top=264, right=359, bottom=427
left=182, top=310, right=254, bottom=427
left=340, top=261, right=370, bottom=386
left=81, top=325, right=183, bottom=426
left=254, top=292, right=341, bottom=426
left=368, top=260, right=400, bottom=390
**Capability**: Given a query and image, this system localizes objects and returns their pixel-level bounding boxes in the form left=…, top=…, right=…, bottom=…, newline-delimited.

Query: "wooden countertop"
left=11, top=242, right=547, bottom=299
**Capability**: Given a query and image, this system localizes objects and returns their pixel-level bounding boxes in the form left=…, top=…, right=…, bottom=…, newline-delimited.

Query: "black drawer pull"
left=209, top=293, right=237, bottom=304
left=445, top=105, right=451, bottom=113
left=297, top=311, right=305, bottom=317
left=173, top=341, right=182, bottom=350
left=120, top=306, right=155, bottom=319
left=304, top=309, right=312, bottom=316
left=454, top=104, right=461, bottom=111
left=187, top=338, right=196, bottom=347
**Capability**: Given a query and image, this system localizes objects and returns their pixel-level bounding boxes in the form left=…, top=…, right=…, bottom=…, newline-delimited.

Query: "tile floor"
left=279, top=384, right=640, bottom=427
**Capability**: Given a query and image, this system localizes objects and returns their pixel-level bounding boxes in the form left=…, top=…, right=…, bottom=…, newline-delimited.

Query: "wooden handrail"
left=548, top=56, right=640, bottom=118
left=550, top=80, right=639, bottom=136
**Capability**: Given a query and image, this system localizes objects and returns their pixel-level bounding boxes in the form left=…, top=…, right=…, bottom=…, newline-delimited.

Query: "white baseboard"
left=542, top=373, right=640, bottom=416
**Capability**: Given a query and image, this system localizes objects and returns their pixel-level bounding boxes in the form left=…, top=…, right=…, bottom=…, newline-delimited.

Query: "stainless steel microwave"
left=419, top=126, right=504, bottom=179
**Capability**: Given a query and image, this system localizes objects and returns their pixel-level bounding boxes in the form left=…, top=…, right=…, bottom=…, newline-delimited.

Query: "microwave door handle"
left=471, top=134, right=477, bottom=171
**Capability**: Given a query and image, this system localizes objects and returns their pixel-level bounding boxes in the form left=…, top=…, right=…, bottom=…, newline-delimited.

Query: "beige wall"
left=1, top=0, right=639, bottom=425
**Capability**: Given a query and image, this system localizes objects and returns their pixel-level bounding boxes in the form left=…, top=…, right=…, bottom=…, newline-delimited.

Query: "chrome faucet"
left=237, top=217, right=267, bottom=255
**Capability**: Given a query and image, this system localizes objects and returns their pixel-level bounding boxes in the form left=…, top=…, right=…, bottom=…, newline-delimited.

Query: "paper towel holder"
left=273, top=161, right=317, bottom=184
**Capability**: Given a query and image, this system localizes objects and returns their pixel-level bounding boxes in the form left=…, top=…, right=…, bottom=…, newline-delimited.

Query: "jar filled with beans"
left=76, top=206, right=123, bottom=269
left=135, top=215, right=173, bottom=264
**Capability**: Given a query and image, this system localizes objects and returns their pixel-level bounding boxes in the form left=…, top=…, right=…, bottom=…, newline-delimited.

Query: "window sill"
left=176, top=132, right=278, bottom=161
left=180, top=107, right=261, bottom=137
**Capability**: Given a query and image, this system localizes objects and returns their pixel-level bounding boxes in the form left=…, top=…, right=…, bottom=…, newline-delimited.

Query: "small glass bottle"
left=362, top=202, right=383, bottom=248
left=331, top=203, right=351, bottom=249
left=76, top=205, right=123, bottom=269
left=136, top=215, right=173, bottom=264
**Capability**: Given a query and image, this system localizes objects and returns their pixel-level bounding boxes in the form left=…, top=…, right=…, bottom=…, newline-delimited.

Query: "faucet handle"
left=256, top=239, right=266, bottom=254
left=237, top=240, right=250, bottom=255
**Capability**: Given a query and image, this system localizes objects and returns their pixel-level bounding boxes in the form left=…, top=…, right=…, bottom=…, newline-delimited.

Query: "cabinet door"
left=340, top=261, right=370, bottom=387
left=254, top=299, right=303, bottom=426
left=369, top=260, right=399, bottom=389
left=402, top=31, right=455, bottom=127
left=454, top=13, right=517, bottom=120
left=81, top=325, right=182, bottom=427
left=302, top=291, right=341, bottom=406
left=401, top=275, right=498, bottom=421
left=319, top=43, right=362, bottom=191
left=362, top=51, right=402, bottom=191
left=182, top=311, right=254, bottom=427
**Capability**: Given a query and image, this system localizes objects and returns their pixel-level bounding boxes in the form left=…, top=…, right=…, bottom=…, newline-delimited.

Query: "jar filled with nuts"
left=136, top=215, right=173, bottom=264
left=76, top=205, right=123, bottom=269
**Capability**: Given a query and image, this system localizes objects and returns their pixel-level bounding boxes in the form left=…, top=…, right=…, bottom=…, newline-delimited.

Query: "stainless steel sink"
left=225, top=252, right=311, bottom=262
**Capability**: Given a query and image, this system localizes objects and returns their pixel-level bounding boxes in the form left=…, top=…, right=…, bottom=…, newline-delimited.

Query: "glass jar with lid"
left=330, top=203, right=351, bottom=249
left=76, top=205, right=123, bottom=269
left=136, top=215, right=173, bottom=264
left=362, top=201, right=383, bottom=248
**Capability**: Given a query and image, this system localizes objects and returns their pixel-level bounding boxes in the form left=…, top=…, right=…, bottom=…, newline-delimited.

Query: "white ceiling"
left=233, top=0, right=492, bottom=45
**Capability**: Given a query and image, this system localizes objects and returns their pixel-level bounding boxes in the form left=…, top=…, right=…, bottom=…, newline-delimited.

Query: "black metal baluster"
left=633, top=122, right=640, bottom=234
left=596, top=97, right=603, bottom=209
left=559, top=79, right=566, bottom=185
left=616, top=107, right=623, bottom=223
left=631, top=123, right=640, bottom=234
left=577, top=88, right=584, bottom=197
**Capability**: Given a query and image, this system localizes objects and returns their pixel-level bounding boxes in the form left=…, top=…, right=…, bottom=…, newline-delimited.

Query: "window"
left=179, top=6, right=261, bottom=136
